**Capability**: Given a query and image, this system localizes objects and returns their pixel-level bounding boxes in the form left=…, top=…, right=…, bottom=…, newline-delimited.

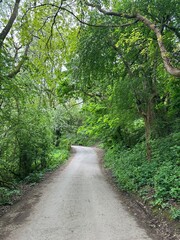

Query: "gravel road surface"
left=0, top=146, right=154, bottom=240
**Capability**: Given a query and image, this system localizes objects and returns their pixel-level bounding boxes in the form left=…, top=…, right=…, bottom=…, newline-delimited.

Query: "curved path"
left=0, top=146, right=154, bottom=240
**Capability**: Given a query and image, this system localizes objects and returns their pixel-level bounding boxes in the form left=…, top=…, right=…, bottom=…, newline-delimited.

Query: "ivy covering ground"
left=104, top=133, right=180, bottom=220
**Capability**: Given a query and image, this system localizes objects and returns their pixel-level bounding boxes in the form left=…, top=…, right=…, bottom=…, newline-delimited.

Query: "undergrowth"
left=0, top=143, right=70, bottom=206
left=104, top=132, right=180, bottom=220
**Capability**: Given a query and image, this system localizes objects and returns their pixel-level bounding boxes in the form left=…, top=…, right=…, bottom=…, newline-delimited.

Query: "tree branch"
left=0, top=0, right=21, bottom=48
left=85, top=2, right=180, bottom=77
left=61, top=6, right=138, bottom=28
left=85, top=1, right=135, bottom=19
left=136, top=14, right=180, bottom=77
left=46, top=3, right=63, bottom=48
left=7, top=40, right=32, bottom=78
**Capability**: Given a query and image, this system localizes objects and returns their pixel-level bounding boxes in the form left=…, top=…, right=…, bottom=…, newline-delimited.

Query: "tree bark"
left=144, top=100, right=153, bottom=160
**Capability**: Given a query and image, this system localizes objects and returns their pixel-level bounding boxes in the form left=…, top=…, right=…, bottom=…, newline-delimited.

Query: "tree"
left=84, top=0, right=180, bottom=77
left=0, top=0, right=81, bottom=182
left=72, top=2, right=179, bottom=159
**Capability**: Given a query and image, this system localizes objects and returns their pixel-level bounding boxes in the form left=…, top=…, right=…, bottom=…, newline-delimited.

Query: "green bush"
left=24, top=172, right=44, bottom=183
left=170, top=207, right=180, bottom=220
left=24, top=147, right=70, bottom=183
left=48, top=148, right=69, bottom=170
left=0, top=187, right=21, bottom=205
left=154, top=162, right=180, bottom=203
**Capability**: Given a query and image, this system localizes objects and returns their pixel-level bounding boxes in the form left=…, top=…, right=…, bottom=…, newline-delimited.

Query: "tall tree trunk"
left=144, top=101, right=152, bottom=160
left=132, top=88, right=154, bottom=160
left=136, top=97, right=154, bottom=160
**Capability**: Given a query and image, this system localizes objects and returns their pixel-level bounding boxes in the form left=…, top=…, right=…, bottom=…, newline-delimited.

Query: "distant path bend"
left=0, top=146, right=154, bottom=240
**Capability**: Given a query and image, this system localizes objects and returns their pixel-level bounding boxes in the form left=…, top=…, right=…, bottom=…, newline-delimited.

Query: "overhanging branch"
left=61, top=6, right=138, bottom=28
left=0, top=0, right=21, bottom=48
left=85, top=2, right=180, bottom=78
left=136, top=14, right=180, bottom=77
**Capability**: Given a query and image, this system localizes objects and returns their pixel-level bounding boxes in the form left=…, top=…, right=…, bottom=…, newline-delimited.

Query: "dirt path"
left=0, top=146, right=157, bottom=240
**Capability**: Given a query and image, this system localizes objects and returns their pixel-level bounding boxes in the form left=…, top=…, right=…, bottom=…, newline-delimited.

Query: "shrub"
left=0, top=187, right=21, bottom=205
left=48, top=148, right=69, bottom=170
left=154, top=162, right=180, bottom=204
